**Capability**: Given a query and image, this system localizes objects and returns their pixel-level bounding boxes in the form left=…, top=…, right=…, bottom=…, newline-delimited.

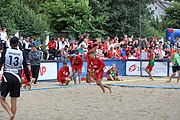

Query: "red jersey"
left=86, top=49, right=96, bottom=64
left=70, top=55, right=83, bottom=68
left=107, top=50, right=114, bottom=58
left=106, top=69, right=118, bottom=77
left=48, top=41, right=56, bottom=50
left=103, top=44, right=108, bottom=51
left=116, top=49, right=121, bottom=58
left=88, top=57, right=105, bottom=72
left=58, top=66, right=70, bottom=82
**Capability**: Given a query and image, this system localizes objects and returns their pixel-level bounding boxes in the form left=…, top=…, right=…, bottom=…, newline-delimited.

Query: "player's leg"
left=107, top=75, right=114, bottom=81
left=9, top=82, right=21, bottom=120
left=177, top=67, right=180, bottom=83
left=149, top=70, right=153, bottom=81
left=10, top=98, right=17, bottom=118
left=115, top=76, right=121, bottom=81
left=0, top=82, right=15, bottom=119
left=145, top=66, right=153, bottom=80
left=96, top=79, right=105, bottom=93
left=78, top=69, right=81, bottom=84
left=0, top=97, right=14, bottom=119
left=64, top=78, right=71, bottom=85
left=167, top=66, right=176, bottom=82
left=72, top=69, right=77, bottom=84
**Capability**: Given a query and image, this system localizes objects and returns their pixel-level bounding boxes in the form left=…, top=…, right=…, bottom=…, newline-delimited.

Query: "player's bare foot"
left=9, top=113, right=14, bottom=120
left=23, top=85, right=26, bottom=89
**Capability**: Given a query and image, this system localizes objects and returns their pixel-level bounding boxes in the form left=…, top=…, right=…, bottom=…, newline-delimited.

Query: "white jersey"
left=3, top=48, right=24, bottom=82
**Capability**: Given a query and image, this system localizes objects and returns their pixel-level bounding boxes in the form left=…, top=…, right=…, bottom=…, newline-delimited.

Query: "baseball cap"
left=72, top=53, right=76, bottom=57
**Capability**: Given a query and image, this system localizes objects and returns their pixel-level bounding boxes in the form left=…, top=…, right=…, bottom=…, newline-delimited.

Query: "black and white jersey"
left=0, top=48, right=30, bottom=83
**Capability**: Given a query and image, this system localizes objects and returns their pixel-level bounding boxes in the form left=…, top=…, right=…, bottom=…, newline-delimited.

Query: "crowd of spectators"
left=0, top=27, right=180, bottom=61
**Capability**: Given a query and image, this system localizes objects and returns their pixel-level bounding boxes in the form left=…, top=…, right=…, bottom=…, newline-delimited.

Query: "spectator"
left=107, top=47, right=115, bottom=59
left=59, top=37, right=66, bottom=50
left=78, top=44, right=86, bottom=58
left=164, top=47, right=170, bottom=58
left=56, top=38, right=61, bottom=59
left=106, top=64, right=121, bottom=81
left=65, top=38, right=70, bottom=47
left=60, top=45, right=69, bottom=60
left=28, top=36, right=35, bottom=51
left=115, top=46, right=121, bottom=59
left=121, top=46, right=126, bottom=57
left=135, top=47, right=140, bottom=59
left=57, top=62, right=71, bottom=86
left=29, top=45, right=41, bottom=85
left=78, top=38, right=88, bottom=49
left=154, top=45, right=160, bottom=59
left=48, top=37, right=56, bottom=60
left=18, top=36, right=27, bottom=51
left=34, top=36, right=43, bottom=50
left=0, top=27, right=8, bottom=50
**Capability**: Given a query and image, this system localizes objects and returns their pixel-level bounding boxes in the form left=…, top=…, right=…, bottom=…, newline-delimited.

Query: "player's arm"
left=98, top=59, right=105, bottom=72
left=57, top=69, right=62, bottom=83
left=116, top=70, right=119, bottom=76
left=169, top=53, right=175, bottom=64
left=106, top=69, right=110, bottom=77
left=0, top=50, right=6, bottom=70
left=69, top=56, right=73, bottom=65
left=79, top=56, right=83, bottom=68
left=22, top=52, right=31, bottom=82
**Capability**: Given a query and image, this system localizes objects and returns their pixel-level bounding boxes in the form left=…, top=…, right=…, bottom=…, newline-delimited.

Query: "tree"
left=89, top=0, right=155, bottom=38
left=41, top=0, right=107, bottom=38
left=163, top=2, right=180, bottom=29
left=0, top=0, right=49, bottom=35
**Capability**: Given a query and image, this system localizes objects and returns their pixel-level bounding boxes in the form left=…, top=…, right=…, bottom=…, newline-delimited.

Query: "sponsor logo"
left=129, top=64, right=137, bottom=72
left=39, top=66, right=46, bottom=76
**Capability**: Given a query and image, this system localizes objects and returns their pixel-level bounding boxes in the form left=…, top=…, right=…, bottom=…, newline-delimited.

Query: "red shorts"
left=94, top=70, right=104, bottom=81
left=72, top=66, right=82, bottom=72
left=59, top=77, right=68, bottom=83
left=146, top=65, right=153, bottom=72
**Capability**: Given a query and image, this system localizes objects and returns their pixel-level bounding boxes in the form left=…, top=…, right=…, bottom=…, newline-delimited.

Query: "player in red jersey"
left=70, top=53, right=83, bottom=84
left=58, top=62, right=71, bottom=86
left=85, top=44, right=98, bottom=83
left=88, top=51, right=112, bottom=93
left=21, top=63, right=35, bottom=89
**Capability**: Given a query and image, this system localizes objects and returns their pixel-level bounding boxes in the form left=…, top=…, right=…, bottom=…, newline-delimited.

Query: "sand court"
left=1, top=77, right=180, bottom=120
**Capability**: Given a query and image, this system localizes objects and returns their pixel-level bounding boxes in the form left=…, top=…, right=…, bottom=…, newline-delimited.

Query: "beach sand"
left=1, top=76, right=180, bottom=120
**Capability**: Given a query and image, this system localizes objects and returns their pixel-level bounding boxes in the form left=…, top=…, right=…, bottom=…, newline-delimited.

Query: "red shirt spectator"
left=107, top=47, right=114, bottom=58
left=48, top=39, right=56, bottom=51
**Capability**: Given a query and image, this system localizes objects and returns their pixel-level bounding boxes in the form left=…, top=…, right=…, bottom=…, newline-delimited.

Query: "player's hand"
left=88, top=69, right=91, bottom=72
left=59, top=82, right=63, bottom=86
left=172, top=62, right=175, bottom=65
left=26, top=82, right=31, bottom=90
left=96, top=70, right=99, bottom=74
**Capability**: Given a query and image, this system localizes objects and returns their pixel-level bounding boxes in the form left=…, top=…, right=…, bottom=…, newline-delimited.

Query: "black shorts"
left=0, top=73, right=21, bottom=99
left=172, top=66, right=180, bottom=73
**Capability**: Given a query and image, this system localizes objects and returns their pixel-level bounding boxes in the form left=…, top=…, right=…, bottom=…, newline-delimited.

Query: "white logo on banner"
left=126, top=61, right=168, bottom=76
